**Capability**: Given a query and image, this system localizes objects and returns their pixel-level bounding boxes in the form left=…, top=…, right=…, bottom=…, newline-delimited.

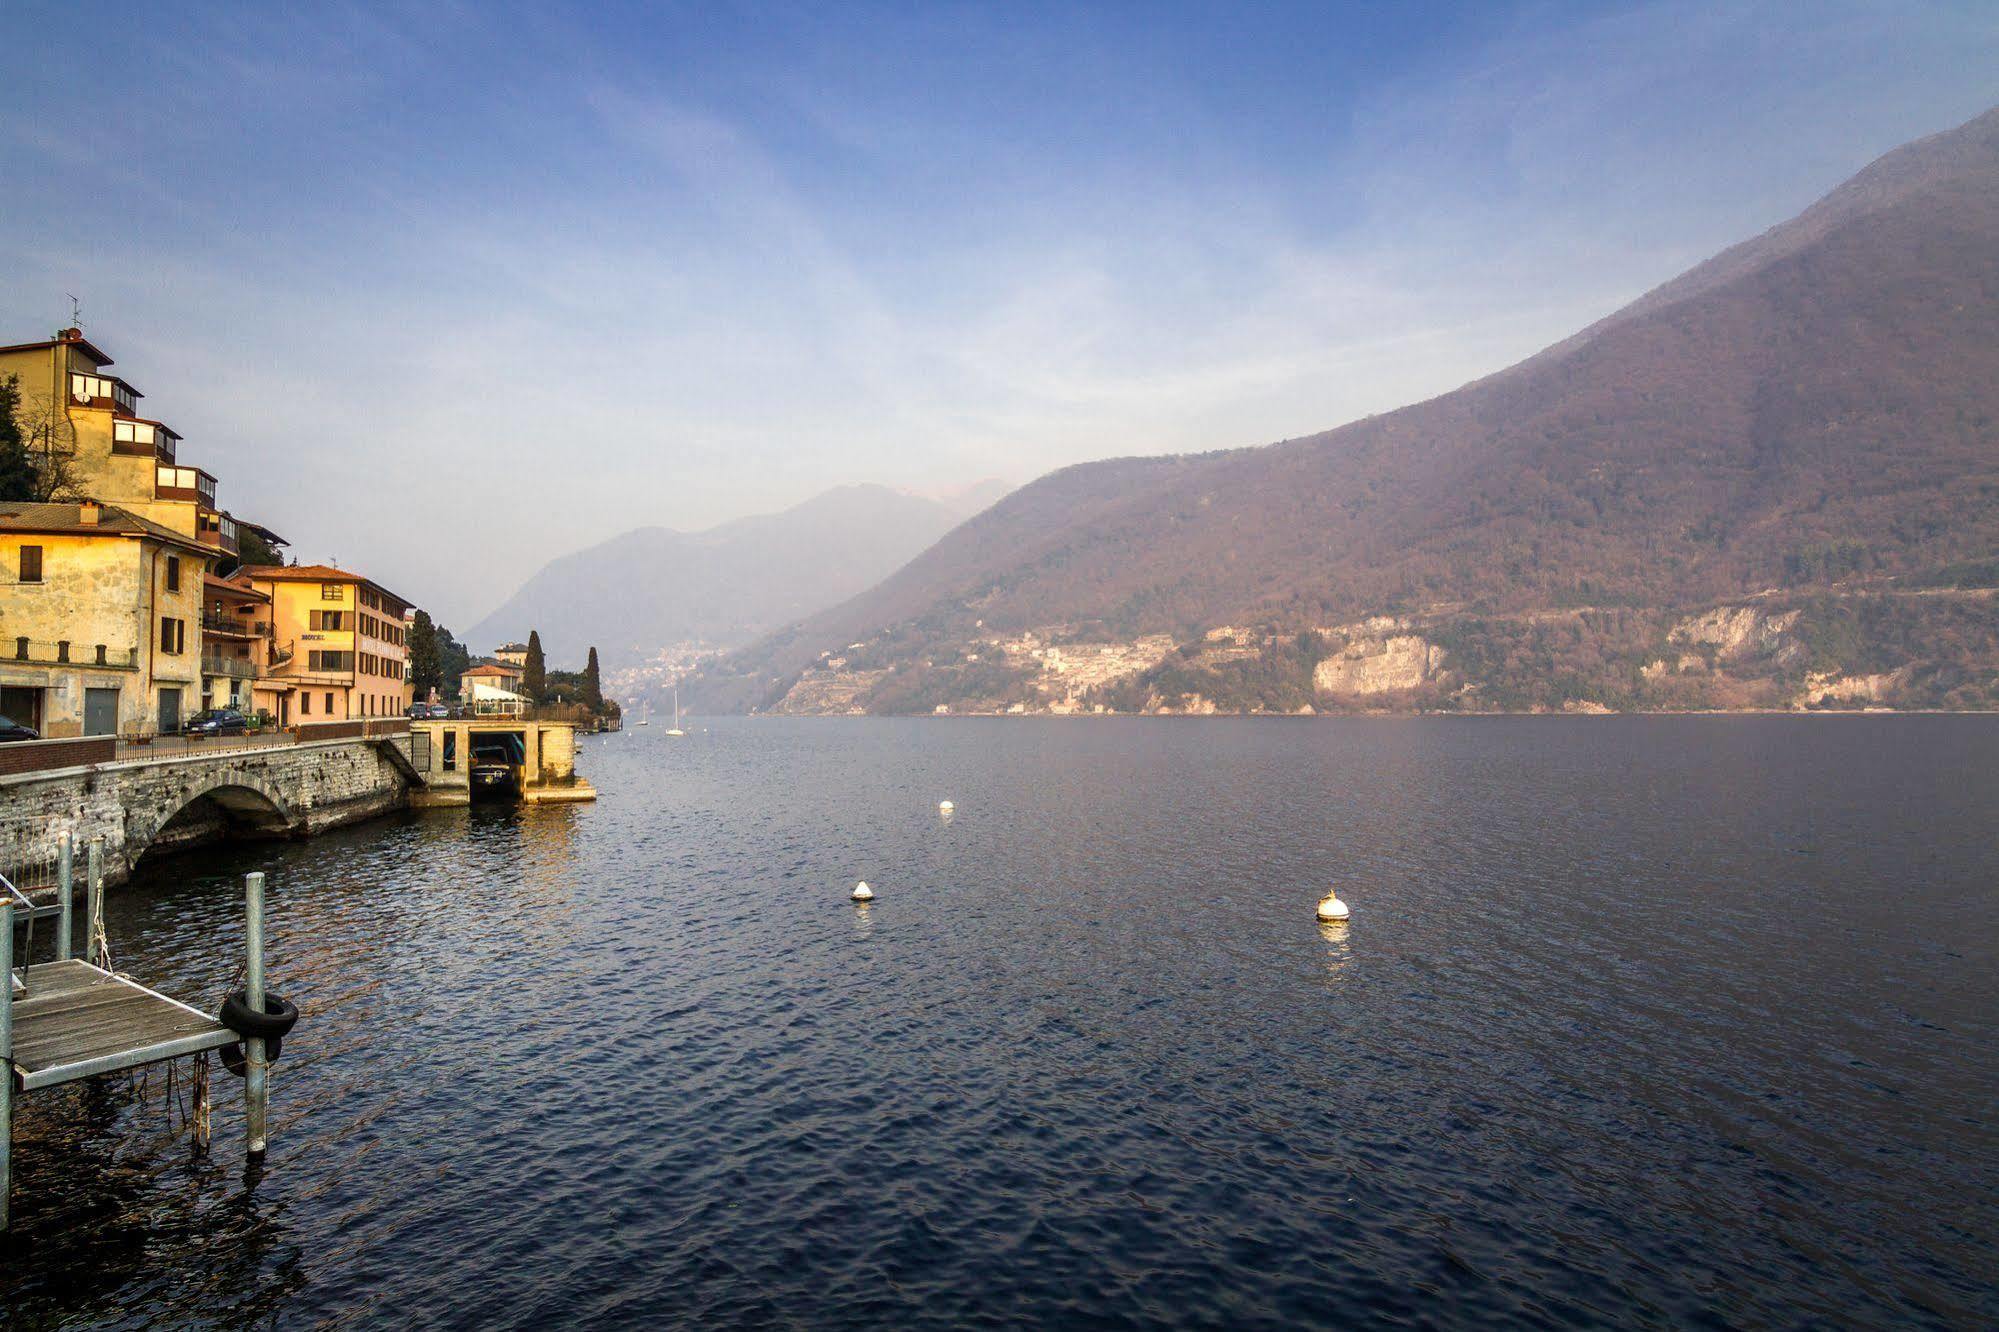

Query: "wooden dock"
left=2, top=844, right=283, bottom=1226
left=8, top=959, right=235, bottom=1090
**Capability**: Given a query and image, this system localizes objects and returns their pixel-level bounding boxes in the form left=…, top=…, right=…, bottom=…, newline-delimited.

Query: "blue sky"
left=2, top=1, right=1995, bottom=633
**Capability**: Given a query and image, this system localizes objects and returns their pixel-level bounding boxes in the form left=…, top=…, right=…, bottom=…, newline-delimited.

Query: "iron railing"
left=200, top=653, right=256, bottom=680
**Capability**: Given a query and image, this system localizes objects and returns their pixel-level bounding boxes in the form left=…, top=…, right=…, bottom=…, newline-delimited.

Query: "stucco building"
left=0, top=328, right=247, bottom=560
left=241, top=564, right=412, bottom=720
left=0, top=501, right=213, bottom=735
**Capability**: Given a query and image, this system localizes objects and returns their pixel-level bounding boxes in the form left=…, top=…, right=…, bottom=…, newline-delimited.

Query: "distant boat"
left=666, top=687, right=686, bottom=737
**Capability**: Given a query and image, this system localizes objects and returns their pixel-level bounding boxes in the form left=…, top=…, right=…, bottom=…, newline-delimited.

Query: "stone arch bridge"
left=0, top=732, right=420, bottom=885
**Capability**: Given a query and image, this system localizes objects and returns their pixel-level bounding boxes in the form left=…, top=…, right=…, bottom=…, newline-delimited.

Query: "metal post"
left=85, top=839, right=103, bottom=970
left=55, top=836, right=73, bottom=962
left=244, top=871, right=268, bottom=1159
left=1, top=899, right=14, bottom=1229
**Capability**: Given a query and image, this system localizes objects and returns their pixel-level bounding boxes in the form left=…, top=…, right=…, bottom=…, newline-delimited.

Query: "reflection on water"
left=1316, top=919, right=1354, bottom=982
left=1, top=717, right=1996, bottom=1329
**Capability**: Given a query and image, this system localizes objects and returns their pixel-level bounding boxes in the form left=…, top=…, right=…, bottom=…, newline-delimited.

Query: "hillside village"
left=753, top=589, right=1999, bottom=717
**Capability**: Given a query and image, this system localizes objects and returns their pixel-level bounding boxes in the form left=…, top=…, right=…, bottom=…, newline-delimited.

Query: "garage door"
left=0, top=685, right=39, bottom=731
left=84, top=687, right=119, bottom=736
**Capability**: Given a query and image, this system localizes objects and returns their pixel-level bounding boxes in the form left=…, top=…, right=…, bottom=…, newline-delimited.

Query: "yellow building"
left=0, top=501, right=214, bottom=736
left=0, top=328, right=243, bottom=559
left=242, top=564, right=412, bottom=721
left=201, top=573, right=285, bottom=718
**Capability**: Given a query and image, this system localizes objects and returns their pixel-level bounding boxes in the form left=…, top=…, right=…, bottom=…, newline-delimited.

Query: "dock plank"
left=7, top=960, right=235, bottom=1090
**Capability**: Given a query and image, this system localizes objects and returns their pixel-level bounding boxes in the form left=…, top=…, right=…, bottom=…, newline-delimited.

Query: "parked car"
left=424, top=703, right=451, bottom=719
left=182, top=709, right=249, bottom=737
left=0, top=714, right=39, bottom=742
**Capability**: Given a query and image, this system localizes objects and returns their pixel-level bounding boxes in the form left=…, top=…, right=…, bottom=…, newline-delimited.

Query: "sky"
left=2, top=1, right=1995, bottom=633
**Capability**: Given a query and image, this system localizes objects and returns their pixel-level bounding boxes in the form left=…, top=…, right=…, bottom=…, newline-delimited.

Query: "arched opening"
left=141, top=782, right=298, bottom=863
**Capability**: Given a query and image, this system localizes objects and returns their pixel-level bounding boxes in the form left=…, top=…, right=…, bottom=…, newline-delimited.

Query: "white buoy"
left=851, top=880, right=875, bottom=903
left=1315, top=891, right=1350, bottom=922
left=938, top=800, right=954, bottom=815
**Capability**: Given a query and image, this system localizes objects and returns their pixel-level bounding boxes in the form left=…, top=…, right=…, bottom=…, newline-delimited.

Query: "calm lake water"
left=4, top=718, right=1996, bottom=1328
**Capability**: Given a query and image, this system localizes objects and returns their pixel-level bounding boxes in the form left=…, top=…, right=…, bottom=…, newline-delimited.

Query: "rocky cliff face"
left=1312, top=630, right=1449, bottom=697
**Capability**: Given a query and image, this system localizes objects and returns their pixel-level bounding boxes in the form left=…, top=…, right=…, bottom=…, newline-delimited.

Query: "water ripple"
left=0, top=716, right=1994, bottom=1328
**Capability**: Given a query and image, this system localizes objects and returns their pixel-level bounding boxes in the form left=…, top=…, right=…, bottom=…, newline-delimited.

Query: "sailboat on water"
left=666, top=687, right=686, bottom=737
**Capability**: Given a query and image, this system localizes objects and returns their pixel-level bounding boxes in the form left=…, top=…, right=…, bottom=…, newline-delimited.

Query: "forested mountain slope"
left=692, top=108, right=1999, bottom=715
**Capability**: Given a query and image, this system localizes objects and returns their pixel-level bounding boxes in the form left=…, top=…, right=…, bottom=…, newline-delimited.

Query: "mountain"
left=465, top=482, right=1007, bottom=666
left=692, top=107, right=1999, bottom=715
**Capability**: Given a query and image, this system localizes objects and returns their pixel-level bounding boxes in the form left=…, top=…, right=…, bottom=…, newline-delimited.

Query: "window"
left=308, top=650, right=353, bottom=672
left=166, top=556, right=180, bottom=592
left=158, top=617, right=186, bottom=655
left=309, top=610, right=347, bottom=632
left=19, top=546, right=41, bottom=583
left=301, top=692, right=310, bottom=716
left=325, top=691, right=335, bottom=714
left=443, top=731, right=456, bottom=771
left=321, top=583, right=343, bottom=602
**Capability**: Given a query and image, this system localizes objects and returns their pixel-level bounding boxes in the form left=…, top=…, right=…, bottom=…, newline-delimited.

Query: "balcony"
left=197, top=510, right=239, bottom=555
left=70, top=373, right=139, bottom=415
left=6, top=638, right=138, bottom=670
left=268, top=639, right=294, bottom=668
left=112, top=417, right=180, bottom=462
left=155, top=464, right=217, bottom=508
left=202, top=609, right=260, bottom=637
left=200, top=651, right=257, bottom=680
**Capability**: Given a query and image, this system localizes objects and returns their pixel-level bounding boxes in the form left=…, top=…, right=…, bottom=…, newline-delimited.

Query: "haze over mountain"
left=466, top=480, right=1008, bottom=666
left=695, top=106, right=1999, bottom=715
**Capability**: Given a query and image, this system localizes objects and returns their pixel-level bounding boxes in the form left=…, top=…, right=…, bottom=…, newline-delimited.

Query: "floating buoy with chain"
left=1316, top=891, right=1350, bottom=922
left=851, top=880, right=875, bottom=903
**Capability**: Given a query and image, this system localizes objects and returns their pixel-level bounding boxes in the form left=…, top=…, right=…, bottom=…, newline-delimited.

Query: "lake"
left=4, top=717, right=1996, bottom=1328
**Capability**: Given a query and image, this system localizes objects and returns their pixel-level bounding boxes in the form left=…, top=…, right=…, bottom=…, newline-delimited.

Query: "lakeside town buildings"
left=0, top=327, right=411, bottom=735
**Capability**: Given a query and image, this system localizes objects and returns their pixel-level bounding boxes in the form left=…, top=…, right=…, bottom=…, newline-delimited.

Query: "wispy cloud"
left=0, top=1, right=1993, bottom=628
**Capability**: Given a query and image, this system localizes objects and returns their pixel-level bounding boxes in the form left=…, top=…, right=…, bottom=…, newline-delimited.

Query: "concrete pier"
left=407, top=717, right=597, bottom=807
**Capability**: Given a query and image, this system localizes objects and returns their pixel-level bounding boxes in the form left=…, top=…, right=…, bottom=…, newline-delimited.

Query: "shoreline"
left=722, top=707, right=1999, bottom=719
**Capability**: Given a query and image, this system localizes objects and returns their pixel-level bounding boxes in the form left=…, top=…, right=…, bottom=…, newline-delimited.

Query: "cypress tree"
left=523, top=630, right=547, bottom=703
left=583, top=646, right=604, bottom=711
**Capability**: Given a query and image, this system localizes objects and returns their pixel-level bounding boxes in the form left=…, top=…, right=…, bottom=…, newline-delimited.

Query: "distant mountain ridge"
left=466, top=481, right=1008, bottom=665
left=692, top=106, right=1999, bottom=715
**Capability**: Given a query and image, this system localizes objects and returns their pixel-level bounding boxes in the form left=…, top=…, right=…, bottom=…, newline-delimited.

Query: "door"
left=84, top=687, right=119, bottom=736
left=0, top=685, right=39, bottom=731
left=158, top=687, right=182, bottom=735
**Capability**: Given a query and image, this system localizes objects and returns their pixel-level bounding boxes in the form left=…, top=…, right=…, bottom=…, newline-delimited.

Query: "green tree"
left=236, top=525, right=278, bottom=569
left=407, top=609, right=444, bottom=699
left=0, top=375, right=39, bottom=503
left=523, top=630, right=547, bottom=703
left=437, top=625, right=471, bottom=698
left=583, top=646, right=603, bottom=711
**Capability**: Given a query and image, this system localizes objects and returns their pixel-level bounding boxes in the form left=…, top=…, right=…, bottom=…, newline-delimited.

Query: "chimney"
left=58, top=327, right=82, bottom=343
left=78, top=499, right=101, bottom=526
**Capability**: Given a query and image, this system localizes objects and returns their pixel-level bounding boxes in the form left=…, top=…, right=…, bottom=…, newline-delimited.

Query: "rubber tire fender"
left=220, top=989, right=300, bottom=1042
